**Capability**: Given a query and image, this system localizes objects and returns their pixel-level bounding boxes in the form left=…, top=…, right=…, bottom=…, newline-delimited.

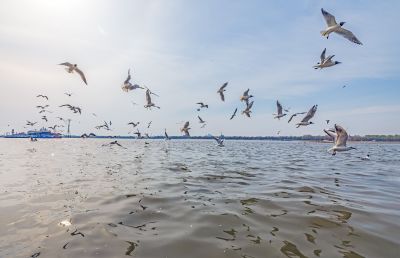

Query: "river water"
left=0, top=139, right=399, bottom=258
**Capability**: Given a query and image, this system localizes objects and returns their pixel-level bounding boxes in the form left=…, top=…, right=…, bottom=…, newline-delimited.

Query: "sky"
left=0, top=0, right=399, bottom=136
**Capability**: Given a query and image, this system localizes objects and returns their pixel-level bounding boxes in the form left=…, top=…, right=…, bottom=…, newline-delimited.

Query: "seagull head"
left=335, top=61, right=342, bottom=65
left=309, top=122, right=314, bottom=125
left=339, top=22, right=346, bottom=26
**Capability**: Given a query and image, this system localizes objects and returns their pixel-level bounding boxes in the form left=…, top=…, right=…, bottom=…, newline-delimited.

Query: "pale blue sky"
left=0, top=0, right=399, bottom=136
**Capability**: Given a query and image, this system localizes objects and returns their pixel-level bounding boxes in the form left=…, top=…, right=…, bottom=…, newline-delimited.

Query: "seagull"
left=48, top=125, right=58, bottom=131
left=56, top=117, right=64, bottom=121
left=26, top=121, right=37, bottom=126
left=109, top=140, right=126, bottom=148
left=198, top=116, right=206, bottom=124
left=36, top=105, right=49, bottom=110
left=213, top=136, right=224, bottom=147
left=342, top=85, right=347, bottom=88
left=128, top=122, right=140, bottom=128
left=325, top=124, right=356, bottom=155
left=92, top=113, right=97, bottom=117
left=287, top=112, right=306, bottom=123
left=240, top=89, right=253, bottom=105
left=81, top=133, right=96, bottom=138
left=320, top=8, right=363, bottom=45
left=314, top=48, right=341, bottom=69
left=230, top=108, right=238, bottom=120
left=39, top=109, right=53, bottom=114
left=59, top=104, right=82, bottom=114
left=274, top=101, right=287, bottom=119
left=41, top=116, right=48, bottom=122
left=59, top=62, right=88, bottom=85
left=36, top=95, right=48, bottom=100
left=361, top=154, right=370, bottom=161
left=241, top=101, right=254, bottom=118
left=181, top=121, right=191, bottom=137
left=147, top=121, right=152, bottom=128
left=196, top=102, right=209, bottom=111
left=133, top=129, right=142, bottom=138
left=296, top=105, right=318, bottom=128
left=121, top=69, right=144, bottom=92
left=217, top=82, right=228, bottom=101
left=144, top=89, right=160, bottom=109
left=164, top=129, right=170, bottom=140
left=64, top=92, right=73, bottom=97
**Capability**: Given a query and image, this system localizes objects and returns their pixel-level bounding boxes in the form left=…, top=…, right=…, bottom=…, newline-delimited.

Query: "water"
left=0, top=139, right=399, bottom=258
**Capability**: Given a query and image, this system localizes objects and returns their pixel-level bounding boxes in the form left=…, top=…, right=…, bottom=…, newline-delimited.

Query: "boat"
left=4, top=128, right=62, bottom=138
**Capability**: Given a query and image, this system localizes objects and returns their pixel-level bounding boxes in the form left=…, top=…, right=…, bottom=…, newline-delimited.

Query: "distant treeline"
left=65, top=134, right=400, bottom=142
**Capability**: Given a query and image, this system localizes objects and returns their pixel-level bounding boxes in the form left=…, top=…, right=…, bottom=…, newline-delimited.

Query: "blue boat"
left=4, top=128, right=62, bottom=139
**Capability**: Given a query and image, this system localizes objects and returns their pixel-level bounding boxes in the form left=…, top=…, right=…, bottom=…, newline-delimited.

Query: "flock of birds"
left=22, top=8, right=367, bottom=156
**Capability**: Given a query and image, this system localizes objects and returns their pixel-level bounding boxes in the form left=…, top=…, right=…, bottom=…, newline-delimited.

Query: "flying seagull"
left=196, top=102, right=208, bottom=111
left=121, top=69, right=144, bottom=92
left=217, top=82, right=228, bottom=102
left=41, top=116, right=48, bottom=122
left=36, top=105, right=49, bottom=110
left=36, top=95, right=48, bottom=100
left=134, top=129, right=142, bottom=139
left=198, top=116, right=206, bottom=124
left=26, top=121, right=37, bottom=126
left=48, top=125, right=58, bottom=131
left=147, top=121, right=152, bottom=128
left=240, top=89, right=253, bottom=105
left=144, top=89, right=160, bottom=109
left=325, top=124, right=356, bottom=155
left=274, top=100, right=287, bottom=119
left=230, top=108, right=238, bottom=120
left=128, top=122, right=140, bottom=128
left=242, top=101, right=254, bottom=118
left=213, top=136, right=224, bottom=147
left=181, top=121, right=191, bottom=137
left=164, top=129, right=170, bottom=140
left=287, top=112, right=306, bottom=123
left=64, top=92, right=73, bottom=97
left=59, top=62, right=88, bottom=85
left=296, top=105, right=318, bottom=128
left=320, top=8, right=363, bottom=45
left=314, top=48, right=341, bottom=69
left=81, top=133, right=96, bottom=138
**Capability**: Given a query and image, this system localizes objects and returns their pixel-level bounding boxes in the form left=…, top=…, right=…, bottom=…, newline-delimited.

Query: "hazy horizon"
left=1, top=0, right=399, bottom=137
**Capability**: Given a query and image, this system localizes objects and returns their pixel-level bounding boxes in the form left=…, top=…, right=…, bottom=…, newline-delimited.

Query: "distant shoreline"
left=1, top=135, right=400, bottom=142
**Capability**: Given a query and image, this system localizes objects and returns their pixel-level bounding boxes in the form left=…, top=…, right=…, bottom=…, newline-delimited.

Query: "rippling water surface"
left=0, top=139, right=399, bottom=258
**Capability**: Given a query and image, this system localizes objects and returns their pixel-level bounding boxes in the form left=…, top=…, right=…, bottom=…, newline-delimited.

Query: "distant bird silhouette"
left=217, top=82, right=228, bottom=101
left=164, top=129, right=170, bottom=140
left=128, top=122, right=140, bottom=128
left=230, top=108, right=238, bottom=120
left=36, top=95, right=48, bottom=100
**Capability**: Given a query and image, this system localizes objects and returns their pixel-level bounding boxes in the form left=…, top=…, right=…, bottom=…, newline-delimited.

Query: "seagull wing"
left=334, top=124, right=348, bottom=147
left=288, top=114, right=296, bottom=123
left=124, top=69, right=131, bottom=84
left=146, top=90, right=152, bottom=104
left=243, top=89, right=249, bottom=96
left=219, top=82, right=228, bottom=91
left=335, top=27, right=363, bottom=45
left=198, top=116, right=204, bottom=123
left=59, top=62, right=72, bottom=67
left=74, top=67, right=87, bottom=85
left=247, top=101, right=254, bottom=110
left=301, top=105, right=317, bottom=123
left=219, top=91, right=225, bottom=101
left=320, top=48, right=326, bottom=63
left=324, top=129, right=337, bottom=139
left=183, top=121, right=190, bottom=129
left=230, top=108, right=238, bottom=120
left=321, top=8, right=337, bottom=26
left=277, top=101, right=283, bottom=115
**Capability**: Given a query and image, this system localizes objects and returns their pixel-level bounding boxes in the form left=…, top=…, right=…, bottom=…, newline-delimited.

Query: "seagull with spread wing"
left=217, top=82, right=228, bottom=102
left=230, top=108, right=238, bottom=120
left=325, top=124, right=356, bottom=155
left=242, top=101, right=254, bottom=118
left=320, top=8, right=363, bottom=45
left=296, top=105, right=318, bottom=128
left=36, top=95, right=48, bottom=100
left=274, top=100, right=287, bottom=119
left=181, top=121, right=191, bottom=137
left=59, top=62, right=88, bottom=85
left=144, top=89, right=160, bottom=109
left=313, top=48, right=341, bottom=69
